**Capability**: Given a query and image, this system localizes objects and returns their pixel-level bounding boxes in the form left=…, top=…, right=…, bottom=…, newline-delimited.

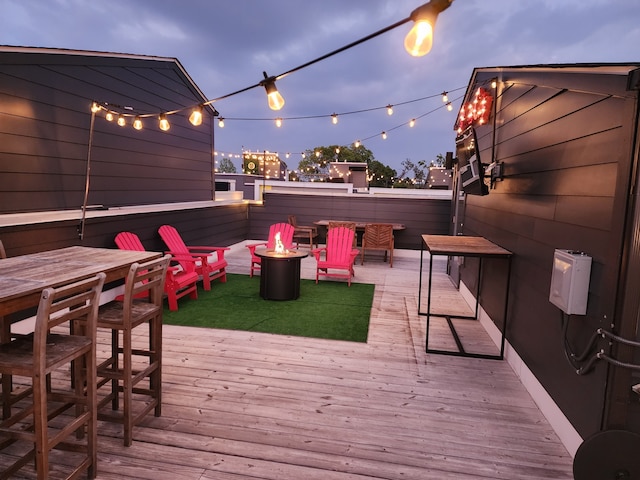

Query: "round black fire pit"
left=254, top=248, right=308, bottom=300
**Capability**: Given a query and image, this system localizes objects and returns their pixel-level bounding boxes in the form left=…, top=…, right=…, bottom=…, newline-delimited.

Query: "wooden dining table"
left=0, top=245, right=161, bottom=319
left=313, top=220, right=406, bottom=231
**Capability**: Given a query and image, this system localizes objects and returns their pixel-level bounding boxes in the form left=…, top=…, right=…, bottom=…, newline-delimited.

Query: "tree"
left=217, top=157, right=237, bottom=173
left=296, top=144, right=377, bottom=181
left=368, top=161, right=397, bottom=188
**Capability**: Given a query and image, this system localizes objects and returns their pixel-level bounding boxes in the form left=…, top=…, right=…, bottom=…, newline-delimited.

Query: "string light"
left=275, top=117, right=283, bottom=127
left=386, top=104, right=394, bottom=115
left=441, top=91, right=448, bottom=102
left=381, top=131, right=387, bottom=139
left=158, top=114, right=170, bottom=131
left=189, top=105, right=204, bottom=126
left=354, top=140, right=361, bottom=148
left=133, top=116, right=143, bottom=130
left=446, top=102, right=453, bottom=111
left=409, top=118, right=416, bottom=127
left=105, top=111, right=114, bottom=122
left=261, top=71, right=285, bottom=111
left=331, top=113, right=338, bottom=125
left=91, top=102, right=100, bottom=113
left=117, top=114, right=126, bottom=127
left=218, top=117, right=225, bottom=128
left=404, top=0, right=453, bottom=57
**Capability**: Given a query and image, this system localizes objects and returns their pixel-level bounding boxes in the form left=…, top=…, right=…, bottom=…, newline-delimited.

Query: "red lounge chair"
left=158, top=225, right=229, bottom=290
left=246, top=222, right=295, bottom=277
left=312, top=226, right=359, bottom=286
left=115, top=231, right=198, bottom=311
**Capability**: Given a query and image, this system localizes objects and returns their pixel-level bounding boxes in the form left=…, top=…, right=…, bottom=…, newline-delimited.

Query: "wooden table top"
left=0, top=246, right=161, bottom=317
left=314, top=220, right=406, bottom=230
left=421, top=235, right=512, bottom=257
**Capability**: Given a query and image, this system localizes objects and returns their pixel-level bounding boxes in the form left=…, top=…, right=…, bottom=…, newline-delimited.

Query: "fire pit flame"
left=274, top=231, right=286, bottom=254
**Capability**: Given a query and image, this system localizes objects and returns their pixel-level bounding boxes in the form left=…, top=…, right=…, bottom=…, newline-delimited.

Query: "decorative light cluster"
left=457, top=86, right=493, bottom=133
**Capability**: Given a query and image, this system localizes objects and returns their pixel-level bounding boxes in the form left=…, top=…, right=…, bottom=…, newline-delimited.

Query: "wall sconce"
left=261, top=71, right=285, bottom=111
left=405, top=0, right=453, bottom=57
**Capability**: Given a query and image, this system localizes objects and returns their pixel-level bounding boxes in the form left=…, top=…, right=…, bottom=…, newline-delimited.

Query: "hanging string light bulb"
left=133, top=116, right=143, bottom=130
left=409, top=118, right=416, bottom=127
left=441, top=91, right=448, bottom=103
left=386, top=104, right=394, bottom=115
left=218, top=117, right=225, bottom=128
left=275, top=117, right=283, bottom=127
left=381, top=131, right=387, bottom=139
left=404, top=0, right=453, bottom=57
left=105, top=111, right=114, bottom=122
left=354, top=140, right=361, bottom=148
left=189, top=105, right=204, bottom=126
left=158, top=113, right=170, bottom=131
left=261, top=71, right=285, bottom=111
left=331, top=113, right=338, bottom=125
left=117, top=114, right=126, bottom=127
left=446, top=102, right=453, bottom=111
left=91, top=102, right=101, bottom=113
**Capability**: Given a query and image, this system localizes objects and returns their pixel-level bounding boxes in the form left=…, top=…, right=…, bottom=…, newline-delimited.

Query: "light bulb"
left=405, top=20, right=433, bottom=57
left=446, top=102, right=453, bottom=111
left=442, top=91, right=448, bottom=103
left=91, top=102, right=100, bottom=113
left=117, top=115, right=126, bottom=127
left=133, top=116, right=143, bottom=130
left=381, top=131, right=387, bottom=140
left=105, top=111, right=114, bottom=122
left=331, top=113, right=338, bottom=125
left=262, top=72, right=285, bottom=111
left=275, top=117, right=282, bottom=127
left=387, top=104, right=394, bottom=115
left=189, top=106, right=203, bottom=126
left=267, top=90, right=285, bottom=111
left=409, top=119, right=416, bottom=127
left=159, top=114, right=170, bottom=131
left=354, top=140, right=361, bottom=148
left=218, top=117, right=225, bottom=128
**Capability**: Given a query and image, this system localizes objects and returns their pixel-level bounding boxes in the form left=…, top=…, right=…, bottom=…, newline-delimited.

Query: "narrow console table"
left=418, top=235, right=512, bottom=360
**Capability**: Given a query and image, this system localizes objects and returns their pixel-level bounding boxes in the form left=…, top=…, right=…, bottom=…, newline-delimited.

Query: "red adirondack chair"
left=158, top=225, right=229, bottom=290
left=246, top=223, right=295, bottom=277
left=312, top=226, right=360, bottom=286
left=114, top=231, right=198, bottom=311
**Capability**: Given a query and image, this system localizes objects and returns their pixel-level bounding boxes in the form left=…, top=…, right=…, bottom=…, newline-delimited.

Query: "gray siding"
left=0, top=49, right=216, bottom=213
left=457, top=65, right=640, bottom=438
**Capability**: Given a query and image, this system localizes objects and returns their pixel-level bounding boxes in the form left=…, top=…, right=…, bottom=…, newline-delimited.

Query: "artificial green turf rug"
left=163, top=273, right=374, bottom=342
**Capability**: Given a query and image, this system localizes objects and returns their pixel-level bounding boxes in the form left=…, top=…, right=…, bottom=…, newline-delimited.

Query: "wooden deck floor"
left=9, top=242, right=574, bottom=479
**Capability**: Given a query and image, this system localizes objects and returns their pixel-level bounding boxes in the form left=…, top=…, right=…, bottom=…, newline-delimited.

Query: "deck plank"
left=4, top=242, right=574, bottom=479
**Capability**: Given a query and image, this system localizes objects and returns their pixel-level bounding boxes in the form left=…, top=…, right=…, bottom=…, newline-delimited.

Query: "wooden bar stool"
left=0, top=273, right=105, bottom=479
left=96, top=255, right=170, bottom=446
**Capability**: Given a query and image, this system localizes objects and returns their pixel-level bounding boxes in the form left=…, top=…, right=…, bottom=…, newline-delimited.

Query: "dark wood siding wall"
left=0, top=50, right=216, bottom=214
left=0, top=204, right=248, bottom=258
left=458, top=67, right=639, bottom=438
left=248, top=192, right=451, bottom=249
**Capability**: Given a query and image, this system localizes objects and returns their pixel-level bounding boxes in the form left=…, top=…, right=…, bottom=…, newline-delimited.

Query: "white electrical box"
left=549, top=249, right=592, bottom=315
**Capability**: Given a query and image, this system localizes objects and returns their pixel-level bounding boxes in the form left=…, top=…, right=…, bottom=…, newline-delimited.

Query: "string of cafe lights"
left=88, top=0, right=456, bottom=132
left=213, top=89, right=467, bottom=163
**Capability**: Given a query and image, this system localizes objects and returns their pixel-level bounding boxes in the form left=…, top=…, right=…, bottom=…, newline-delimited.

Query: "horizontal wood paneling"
left=250, top=193, right=451, bottom=249
left=458, top=66, right=638, bottom=438
left=0, top=50, right=216, bottom=214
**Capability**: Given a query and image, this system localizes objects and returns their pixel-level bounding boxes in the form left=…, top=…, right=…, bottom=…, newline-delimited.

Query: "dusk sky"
left=2, top=0, right=639, bottom=173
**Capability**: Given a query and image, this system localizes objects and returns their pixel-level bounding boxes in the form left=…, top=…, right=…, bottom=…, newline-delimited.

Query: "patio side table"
left=418, top=234, right=512, bottom=360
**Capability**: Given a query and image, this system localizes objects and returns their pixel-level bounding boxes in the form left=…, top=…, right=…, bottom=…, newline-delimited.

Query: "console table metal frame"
left=418, top=235, right=512, bottom=360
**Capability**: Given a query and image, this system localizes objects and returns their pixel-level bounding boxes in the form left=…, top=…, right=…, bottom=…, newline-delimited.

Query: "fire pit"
left=254, top=239, right=308, bottom=300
